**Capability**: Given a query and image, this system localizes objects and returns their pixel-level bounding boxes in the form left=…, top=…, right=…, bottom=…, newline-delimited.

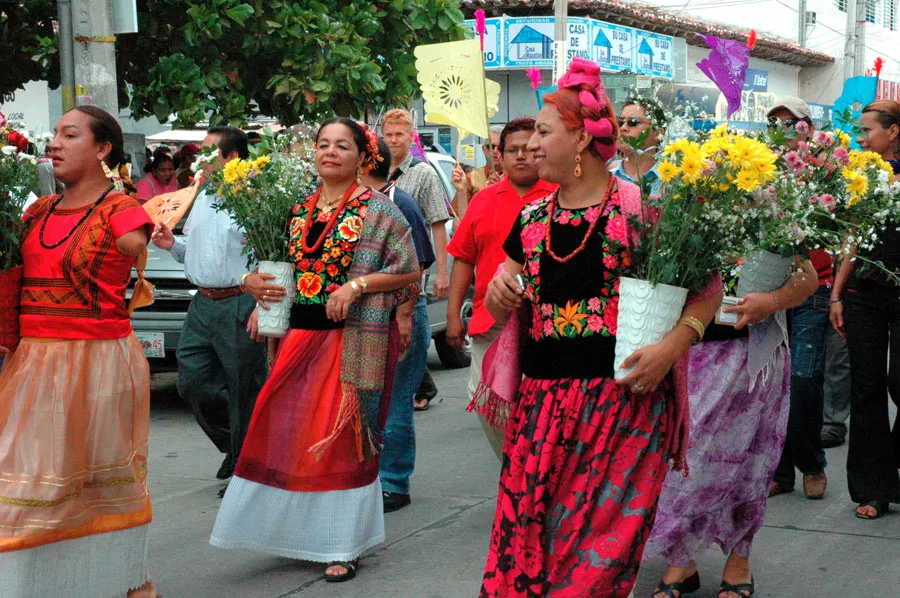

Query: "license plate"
left=136, top=332, right=165, bottom=358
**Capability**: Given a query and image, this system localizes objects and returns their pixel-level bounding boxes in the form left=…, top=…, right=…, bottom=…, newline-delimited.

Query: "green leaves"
left=225, top=4, right=255, bottom=26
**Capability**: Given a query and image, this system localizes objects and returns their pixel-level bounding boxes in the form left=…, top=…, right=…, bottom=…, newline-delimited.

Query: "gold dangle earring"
left=574, top=153, right=583, bottom=178
left=100, top=158, right=124, bottom=192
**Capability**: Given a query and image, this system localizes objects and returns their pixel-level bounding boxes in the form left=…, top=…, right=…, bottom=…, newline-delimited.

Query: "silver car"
left=131, top=151, right=473, bottom=370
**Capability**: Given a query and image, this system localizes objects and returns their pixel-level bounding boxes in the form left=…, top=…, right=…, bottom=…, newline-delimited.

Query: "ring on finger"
left=633, top=384, right=645, bottom=393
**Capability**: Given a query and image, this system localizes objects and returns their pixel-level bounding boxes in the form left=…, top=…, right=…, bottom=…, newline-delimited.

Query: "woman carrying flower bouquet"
left=209, top=118, right=420, bottom=582
left=480, top=58, right=723, bottom=598
left=831, top=99, right=900, bottom=521
left=0, top=107, right=158, bottom=597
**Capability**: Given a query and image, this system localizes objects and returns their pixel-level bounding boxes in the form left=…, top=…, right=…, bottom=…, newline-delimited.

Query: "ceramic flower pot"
left=0, top=265, right=23, bottom=352
left=614, top=276, right=688, bottom=380
left=255, top=261, right=297, bottom=338
left=736, top=250, right=794, bottom=298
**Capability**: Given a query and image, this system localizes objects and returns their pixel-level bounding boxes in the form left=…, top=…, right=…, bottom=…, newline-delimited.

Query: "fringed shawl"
left=470, top=179, right=722, bottom=474
left=309, top=190, right=419, bottom=461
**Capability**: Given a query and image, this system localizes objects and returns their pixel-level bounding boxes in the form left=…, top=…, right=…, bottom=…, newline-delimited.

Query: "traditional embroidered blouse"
left=287, top=189, right=372, bottom=329
left=504, top=186, right=631, bottom=379
left=19, top=193, right=153, bottom=340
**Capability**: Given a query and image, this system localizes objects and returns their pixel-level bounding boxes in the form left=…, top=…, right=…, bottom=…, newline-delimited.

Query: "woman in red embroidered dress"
left=0, top=107, right=157, bottom=597
left=209, top=118, right=420, bottom=582
left=481, top=59, right=722, bottom=597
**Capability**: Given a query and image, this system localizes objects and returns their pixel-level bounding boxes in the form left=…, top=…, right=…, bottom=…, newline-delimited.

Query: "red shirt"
left=808, top=249, right=834, bottom=287
left=447, top=177, right=558, bottom=336
left=19, top=193, right=153, bottom=340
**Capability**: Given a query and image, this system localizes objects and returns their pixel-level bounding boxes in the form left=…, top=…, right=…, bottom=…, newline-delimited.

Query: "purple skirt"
left=643, top=338, right=790, bottom=566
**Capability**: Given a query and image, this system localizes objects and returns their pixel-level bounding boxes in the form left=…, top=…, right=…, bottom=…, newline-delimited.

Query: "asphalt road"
left=146, top=351, right=900, bottom=597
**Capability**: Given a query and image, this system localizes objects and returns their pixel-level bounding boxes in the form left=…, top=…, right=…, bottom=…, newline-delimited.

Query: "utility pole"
left=552, top=0, right=568, bottom=82
left=844, top=0, right=867, bottom=79
left=798, top=0, right=808, bottom=48
left=70, top=0, right=119, bottom=115
left=57, top=0, right=76, bottom=111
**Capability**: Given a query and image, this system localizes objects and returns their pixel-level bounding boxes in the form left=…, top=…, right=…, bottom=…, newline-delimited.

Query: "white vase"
left=614, top=277, right=688, bottom=380
left=255, top=260, right=297, bottom=338
left=735, top=250, right=794, bottom=298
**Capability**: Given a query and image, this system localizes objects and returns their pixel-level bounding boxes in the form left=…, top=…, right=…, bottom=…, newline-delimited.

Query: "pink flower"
left=585, top=206, right=600, bottom=223
left=325, top=283, right=340, bottom=293
left=558, top=210, right=572, bottom=225
left=818, top=193, right=836, bottom=213
left=834, top=146, right=850, bottom=166
left=541, top=303, right=554, bottom=316
left=813, top=130, right=832, bottom=147
left=521, top=222, right=547, bottom=253
left=798, top=141, right=809, bottom=154
left=570, top=217, right=582, bottom=227
left=808, top=195, right=819, bottom=204
left=588, top=314, right=603, bottom=333
left=785, top=151, right=806, bottom=172
left=605, top=215, right=629, bottom=244
left=702, top=159, right=717, bottom=176
left=543, top=319, right=555, bottom=337
left=613, top=279, right=620, bottom=293
left=603, top=254, right=619, bottom=269
left=528, top=259, right=540, bottom=276
left=794, top=120, right=810, bottom=135
left=588, top=297, right=602, bottom=313
left=532, top=309, right=543, bottom=338
left=604, top=298, right=619, bottom=334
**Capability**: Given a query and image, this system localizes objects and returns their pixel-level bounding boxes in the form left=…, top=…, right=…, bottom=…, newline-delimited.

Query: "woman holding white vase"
left=210, top=118, right=420, bottom=582
left=644, top=259, right=817, bottom=598
left=480, top=58, right=722, bottom=598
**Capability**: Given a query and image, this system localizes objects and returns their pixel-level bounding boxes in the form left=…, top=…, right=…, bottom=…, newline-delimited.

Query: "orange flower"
left=338, top=216, right=363, bottom=242
left=341, top=255, right=353, bottom=267
left=554, top=301, right=588, bottom=335
left=297, top=272, right=323, bottom=298
left=326, top=263, right=339, bottom=277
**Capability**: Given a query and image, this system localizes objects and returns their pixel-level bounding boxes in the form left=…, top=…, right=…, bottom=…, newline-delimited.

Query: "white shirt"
left=170, top=187, right=252, bottom=288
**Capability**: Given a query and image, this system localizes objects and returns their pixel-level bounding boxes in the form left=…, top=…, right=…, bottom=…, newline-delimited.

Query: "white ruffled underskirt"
left=0, top=524, right=150, bottom=598
left=210, top=476, right=384, bottom=562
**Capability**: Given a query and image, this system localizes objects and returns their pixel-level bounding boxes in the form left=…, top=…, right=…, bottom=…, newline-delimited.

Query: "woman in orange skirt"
left=0, top=107, right=157, bottom=597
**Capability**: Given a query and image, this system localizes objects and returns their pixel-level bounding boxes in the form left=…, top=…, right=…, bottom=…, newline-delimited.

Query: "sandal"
left=414, top=397, right=432, bottom=411
left=324, top=559, right=358, bottom=582
left=855, top=500, right=889, bottom=520
left=718, top=576, right=754, bottom=598
left=653, top=571, right=700, bottom=597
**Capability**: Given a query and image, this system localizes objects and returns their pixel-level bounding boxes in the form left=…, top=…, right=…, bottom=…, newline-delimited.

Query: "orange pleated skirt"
left=0, top=335, right=152, bottom=553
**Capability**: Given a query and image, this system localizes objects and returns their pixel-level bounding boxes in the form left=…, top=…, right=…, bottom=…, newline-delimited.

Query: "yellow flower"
left=658, top=161, right=679, bottom=182
left=846, top=172, right=868, bottom=195
left=680, top=155, right=702, bottom=179
left=836, top=130, right=851, bottom=149
left=848, top=194, right=861, bottom=207
left=222, top=158, right=242, bottom=185
left=735, top=170, right=760, bottom=192
left=253, top=156, right=272, bottom=170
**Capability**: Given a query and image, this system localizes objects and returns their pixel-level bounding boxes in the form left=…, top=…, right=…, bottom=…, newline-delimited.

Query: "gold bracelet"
left=678, top=315, right=705, bottom=343
left=350, top=279, right=361, bottom=297
left=358, top=277, right=368, bottom=293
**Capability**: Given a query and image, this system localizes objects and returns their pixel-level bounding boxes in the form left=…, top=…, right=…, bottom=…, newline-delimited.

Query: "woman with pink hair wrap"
left=476, top=58, right=722, bottom=597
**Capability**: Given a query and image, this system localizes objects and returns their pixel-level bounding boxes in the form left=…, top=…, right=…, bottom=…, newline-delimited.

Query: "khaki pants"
left=468, top=325, right=505, bottom=460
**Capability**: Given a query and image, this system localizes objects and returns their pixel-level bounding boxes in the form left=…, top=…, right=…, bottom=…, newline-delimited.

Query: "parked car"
left=131, top=151, right=473, bottom=371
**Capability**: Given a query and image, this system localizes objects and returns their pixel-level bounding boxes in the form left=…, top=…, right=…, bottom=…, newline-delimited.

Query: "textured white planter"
left=735, top=250, right=794, bottom=298
left=255, top=260, right=297, bottom=338
left=614, top=277, right=688, bottom=380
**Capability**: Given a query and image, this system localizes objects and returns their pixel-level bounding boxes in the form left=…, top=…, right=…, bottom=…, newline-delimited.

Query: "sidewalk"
left=147, top=358, right=900, bottom=597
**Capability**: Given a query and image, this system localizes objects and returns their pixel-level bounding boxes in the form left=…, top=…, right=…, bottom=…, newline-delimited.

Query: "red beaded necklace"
left=544, top=180, right=614, bottom=263
left=299, top=182, right=359, bottom=254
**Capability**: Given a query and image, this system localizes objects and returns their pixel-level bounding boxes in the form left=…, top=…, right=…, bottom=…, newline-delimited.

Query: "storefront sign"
left=463, top=18, right=503, bottom=68
left=504, top=17, right=555, bottom=68
left=634, top=31, right=674, bottom=79
left=591, top=22, right=635, bottom=73
left=744, top=68, right=769, bottom=92
left=565, top=18, right=592, bottom=62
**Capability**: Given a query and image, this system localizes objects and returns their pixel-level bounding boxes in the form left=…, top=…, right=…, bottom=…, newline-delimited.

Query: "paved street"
left=147, top=350, right=900, bottom=597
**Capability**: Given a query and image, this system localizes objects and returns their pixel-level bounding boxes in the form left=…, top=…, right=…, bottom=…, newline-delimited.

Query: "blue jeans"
left=775, top=285, right=829, bottom=489
left=379, top=297, right=429, bottom=495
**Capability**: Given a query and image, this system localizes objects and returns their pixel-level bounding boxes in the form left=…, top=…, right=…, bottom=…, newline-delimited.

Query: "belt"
left=198, top=286, right=241, bottom=300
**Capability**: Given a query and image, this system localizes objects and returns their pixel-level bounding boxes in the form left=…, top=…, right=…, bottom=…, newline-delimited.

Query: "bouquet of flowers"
left=0, top=113, right=39, bottom=272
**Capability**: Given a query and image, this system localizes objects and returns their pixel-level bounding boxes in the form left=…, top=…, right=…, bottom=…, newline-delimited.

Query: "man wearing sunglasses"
left=609, top=98, right=666, bottom=196
left=766, top=97, right=843, bottom=502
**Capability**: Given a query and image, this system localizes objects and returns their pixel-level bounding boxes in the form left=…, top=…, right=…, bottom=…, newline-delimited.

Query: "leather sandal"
left=652, top=571, right=700, bottom=597
left=855, top=500, right=889, bottom=520
left=325, top=559, right=358, bottom=582
left=718, top=576, right=754, bottom=598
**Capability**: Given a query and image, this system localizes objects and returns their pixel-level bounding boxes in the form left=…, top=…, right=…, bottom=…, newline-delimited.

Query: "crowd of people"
left=0, top=56, right=898, bottom=598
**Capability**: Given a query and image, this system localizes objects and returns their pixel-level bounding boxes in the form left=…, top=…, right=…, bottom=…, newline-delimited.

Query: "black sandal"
left=324, top=559, right=358, bottom=582
left=414, top=397, right=432, bottom=411
left=855, top=500, right=889, bottom=519
left=653, top=571, right=700, bottom=597
left=718, top=576, right=754, bottom=598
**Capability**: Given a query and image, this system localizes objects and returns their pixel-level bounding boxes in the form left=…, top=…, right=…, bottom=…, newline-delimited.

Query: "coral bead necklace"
left=300, top=182, right=359, bottom=254
left=544, top=179, right=614, bottom=263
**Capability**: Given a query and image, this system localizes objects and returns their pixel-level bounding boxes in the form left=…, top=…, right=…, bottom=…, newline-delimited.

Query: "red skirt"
left=235, top=327, right=395, bottom=493
left=480, top=376, right=670, bottom=597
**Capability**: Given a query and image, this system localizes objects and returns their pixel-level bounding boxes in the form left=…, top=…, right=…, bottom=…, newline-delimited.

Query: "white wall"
left=0, top=81, right=53, bottom=135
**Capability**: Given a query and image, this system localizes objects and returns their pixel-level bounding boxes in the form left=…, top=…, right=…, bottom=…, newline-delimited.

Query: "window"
left=834, top=0, right=848, bottom=11
left=855, top=0, right=899, bottom=29
left=867, top=0, right=878, bottom=24
left=886, top=0, right=898, bottom=30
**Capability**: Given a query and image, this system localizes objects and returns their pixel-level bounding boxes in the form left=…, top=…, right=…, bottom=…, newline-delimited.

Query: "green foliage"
left=117, top=0, right=467, bottom=126
left=0, top=138, right=40, bottom=272
left=0, top=1, right=59, bottom=101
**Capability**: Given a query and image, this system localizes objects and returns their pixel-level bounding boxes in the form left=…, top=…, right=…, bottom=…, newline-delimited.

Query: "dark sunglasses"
left=767, top=116, right=800, bottom=130
left=617, top=117, right=649, bottom=128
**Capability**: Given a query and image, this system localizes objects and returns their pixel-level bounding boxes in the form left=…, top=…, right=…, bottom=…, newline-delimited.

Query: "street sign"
left=565, top=18, right=592, bottom=63
left=464, top=18, right=503, bottom=69
left=745, top=68, right=769, bottom=92
left=634, top=31, right=674, bottom=79
left=592, top=21, right=634, bottom=73
left=504, top=17, right=555, bottom=68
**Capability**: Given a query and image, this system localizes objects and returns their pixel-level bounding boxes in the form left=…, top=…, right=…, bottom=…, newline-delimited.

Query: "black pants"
left=843, top=286, right=900, bottom=504
left=775, top=287, right=829, bottom=489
